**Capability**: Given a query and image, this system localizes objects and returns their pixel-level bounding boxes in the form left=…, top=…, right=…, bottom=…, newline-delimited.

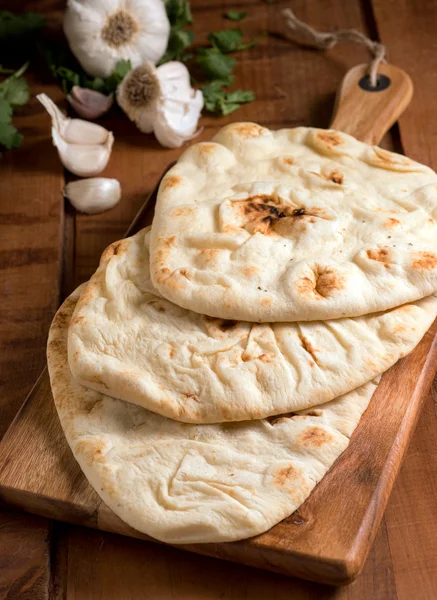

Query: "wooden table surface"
left=1, top=0, right=437, bottom=598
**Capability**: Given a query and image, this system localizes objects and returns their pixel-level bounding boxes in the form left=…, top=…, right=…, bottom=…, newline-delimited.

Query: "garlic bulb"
left=63, top=0, right=170, bottom=78
left=117, top=62, right=204, bottom=148
left=67, top=86, right=114, bottom=120
left=64, top=178, right=121, bottom=214
left=37, top=93, right=114, bottom=177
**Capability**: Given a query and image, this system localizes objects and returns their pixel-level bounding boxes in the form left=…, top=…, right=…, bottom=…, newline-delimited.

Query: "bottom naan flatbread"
left=48, top=287, right=379, bottom=544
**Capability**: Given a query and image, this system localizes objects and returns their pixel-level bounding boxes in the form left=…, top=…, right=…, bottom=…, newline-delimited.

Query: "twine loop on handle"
left=282, top=8, right=386, bottom=88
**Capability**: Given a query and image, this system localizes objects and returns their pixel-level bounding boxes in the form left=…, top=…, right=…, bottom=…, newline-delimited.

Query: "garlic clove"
left=37, top=93, right=110, bottom=145
left=37, top=93, right=114, bottom=176
left=67, top=86, right=114, bottom=120
left=52, top=128, right=114, bottom=177
left=64, top=178, right=121, bottom=214
left=153, top=90, right=204, bottom=149
left=156, top=62, right=194, bottom=98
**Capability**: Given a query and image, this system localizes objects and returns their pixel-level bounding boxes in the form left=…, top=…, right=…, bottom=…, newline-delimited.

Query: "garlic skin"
left=117, top=62, right=204, bottom=148
left=63, top=0, right=170, bottom=78
left=64, top=178, right=121, bottom=214
left=37, top=93, right=114, bottom=177
left=67, top=86, right=114, bottom=120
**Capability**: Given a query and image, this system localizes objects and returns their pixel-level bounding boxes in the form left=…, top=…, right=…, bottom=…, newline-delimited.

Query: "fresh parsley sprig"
left=225, top=10, right=247, bottom=21
left=159, top=0, right=194, bottom=64
left=0, top=62, right=30, bottom=153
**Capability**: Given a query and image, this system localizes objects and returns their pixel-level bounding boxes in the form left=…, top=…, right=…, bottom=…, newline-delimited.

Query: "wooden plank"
left=369, top=2, right=437, bottom=598
left=63, top=521, right=396, bottom=600
left=0, top=0, right=66, bottom=591
left=0, top=510, right=51, bottom=600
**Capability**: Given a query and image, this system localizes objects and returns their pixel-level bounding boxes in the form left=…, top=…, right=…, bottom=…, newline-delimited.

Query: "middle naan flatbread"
left=68, top=227, right=437, bottom=423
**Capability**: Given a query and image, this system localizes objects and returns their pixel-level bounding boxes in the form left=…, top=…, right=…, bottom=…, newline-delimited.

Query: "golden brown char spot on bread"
left=317, top=130, right=344, bottom=147
left=199, top=248, right=221, bottom=262
left=260, top=296, right=272, bottom=306
left=296, top=266, right=345, bottom=300
left=169, top=346, right=176, bottom=359
left=329, top=169, right=344, bottom=184
left=75, top=438, right=107, bottom=466
left=411, top=251, right=437, bottom=270
left=273, top=464, right=300, bottom=487
left=232, top=123, right=265, bottom=138
left=384, top=217, right=401, bottom=228
left=371, top=147, right=412, bottom=167
left=314, top=267, right=345, bottom=297
left=172, top=206, right=195, bottom=218
left=237, top=196, right=331, bottom=237
left=258, top=353, right=273, bottom=363
left=243, top=265, right=258, bottom=277
left=198, top=142, right=218, bottom=154
left=298, top=334, right=318, bottom=361
left=282, top=156, right=295, bottom=165
left=162, top=175, right=183, bottom=190
left=298, top=426, right=334, bottom=448
left=366, top=247, right=391, bottom=263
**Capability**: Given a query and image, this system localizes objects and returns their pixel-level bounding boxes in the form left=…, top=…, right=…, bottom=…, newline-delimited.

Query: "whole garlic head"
left=63, top=0, right=170, bottom=78
left=117, top=61, right=204, bottom=148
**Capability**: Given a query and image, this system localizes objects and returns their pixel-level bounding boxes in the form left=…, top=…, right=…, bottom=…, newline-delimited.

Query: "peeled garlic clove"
left=37, top=93, right=114, bottom=176
left=67, top=86, right=114, bottom=120
left=37, top=93, right=110, bottom=144
left=52, top=128, right=114, bottom=177
left=64, top=178, right=121, bottom=214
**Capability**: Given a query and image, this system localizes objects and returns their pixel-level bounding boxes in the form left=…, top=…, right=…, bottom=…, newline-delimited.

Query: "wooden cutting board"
left=1, top=63, right=436, bottom=587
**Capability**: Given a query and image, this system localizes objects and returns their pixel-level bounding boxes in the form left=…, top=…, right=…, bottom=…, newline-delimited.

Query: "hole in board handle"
left=359, top=74, right=391, bottom=92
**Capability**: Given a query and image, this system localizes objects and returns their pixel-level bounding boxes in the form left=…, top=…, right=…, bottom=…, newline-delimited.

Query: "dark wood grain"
left=0, top=1, right=66, bottom=590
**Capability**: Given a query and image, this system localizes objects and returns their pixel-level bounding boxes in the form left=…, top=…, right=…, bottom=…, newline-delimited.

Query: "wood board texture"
left=2, top=0, right=437, bottom=597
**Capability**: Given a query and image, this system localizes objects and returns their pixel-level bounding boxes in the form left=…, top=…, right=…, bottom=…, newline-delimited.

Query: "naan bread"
left=150, top=123, right=437, bottom=321
left=49, top=287, right=379, bottom=544
left=68, top=227, right=437, bottom=423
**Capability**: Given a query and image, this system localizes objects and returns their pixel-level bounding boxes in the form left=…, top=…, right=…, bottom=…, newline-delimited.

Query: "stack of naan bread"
left=48, top=123, right=437, bottom=544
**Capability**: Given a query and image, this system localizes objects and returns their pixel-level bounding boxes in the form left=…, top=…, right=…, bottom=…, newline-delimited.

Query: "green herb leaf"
left=201, top=80, right=255, bottom=116
left=0, top=98, right=12, bottom=123
left=164, top=0, right=192, bottom=26
left=159, top=28, right=194, bottom=63
left=0, top=76, right=29, bottom=107
left=0, top=121, right=23, bottom=149
left=197, top=49, right=236, bottom=80
left=160, top=0, right=194, bottom=64
left=208, top=28, right=243, bottom=53
left=225, top=10, right=247, bottom=21
left=236, top=31, right=268, bottom=51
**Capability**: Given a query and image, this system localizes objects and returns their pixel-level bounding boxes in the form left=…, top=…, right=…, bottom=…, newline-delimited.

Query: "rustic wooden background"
left=1, top=0, right=437, bottom=598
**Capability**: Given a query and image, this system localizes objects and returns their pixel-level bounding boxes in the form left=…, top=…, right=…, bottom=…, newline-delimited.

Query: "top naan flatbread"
left=150, top=123, right=437, bottom=322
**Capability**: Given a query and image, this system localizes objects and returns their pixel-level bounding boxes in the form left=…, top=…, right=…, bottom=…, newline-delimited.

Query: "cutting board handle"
left=330, top=63, right=413, bottom=145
